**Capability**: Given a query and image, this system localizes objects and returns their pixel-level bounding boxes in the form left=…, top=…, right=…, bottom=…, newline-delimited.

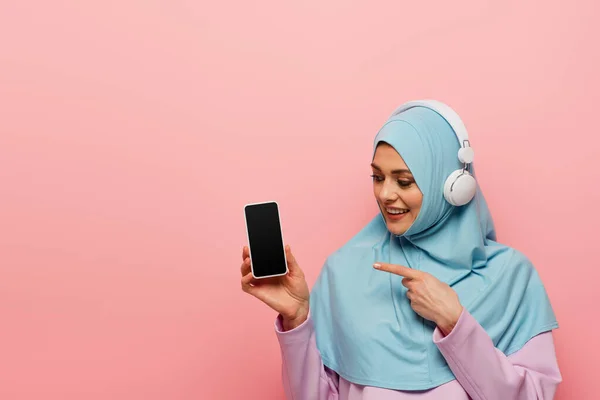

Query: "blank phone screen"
left=244, top=202, right=287, bottom=278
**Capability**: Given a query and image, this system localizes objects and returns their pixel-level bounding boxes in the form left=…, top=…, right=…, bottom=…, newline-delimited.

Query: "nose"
left=378, top=179, right=398, bottom=203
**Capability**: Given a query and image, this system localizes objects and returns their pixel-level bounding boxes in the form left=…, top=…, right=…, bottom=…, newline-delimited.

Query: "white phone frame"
left=243, top=200, right=289, bottom=279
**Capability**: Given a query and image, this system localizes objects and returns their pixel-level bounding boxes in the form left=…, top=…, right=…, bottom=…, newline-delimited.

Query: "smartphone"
left=244, top=201, right=288, bottom=279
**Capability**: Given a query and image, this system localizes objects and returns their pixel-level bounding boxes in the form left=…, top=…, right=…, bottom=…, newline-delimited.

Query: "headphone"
left=389, top=100, right=476, bottom=207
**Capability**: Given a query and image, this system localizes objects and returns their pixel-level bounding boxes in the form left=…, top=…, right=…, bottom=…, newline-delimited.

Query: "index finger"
left=373, top=262, right=421, bottom=279
left=242, top=246, right=249, bottom=261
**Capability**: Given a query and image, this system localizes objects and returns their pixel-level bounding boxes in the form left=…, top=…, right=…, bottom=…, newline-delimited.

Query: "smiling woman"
left=240, top=99, right=561, bottom=400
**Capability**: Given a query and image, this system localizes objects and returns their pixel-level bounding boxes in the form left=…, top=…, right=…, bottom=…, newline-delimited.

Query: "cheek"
left=405, top=190, right=423, bottom=210
left=372, top=184, right=381, bottom=199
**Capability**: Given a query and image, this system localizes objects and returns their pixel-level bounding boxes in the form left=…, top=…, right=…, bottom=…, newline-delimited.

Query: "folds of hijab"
left=309, top=106, right=558, bottom=390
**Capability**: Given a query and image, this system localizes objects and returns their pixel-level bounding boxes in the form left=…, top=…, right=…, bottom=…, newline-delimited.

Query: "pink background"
left=1, top=1, right=598, bottom=398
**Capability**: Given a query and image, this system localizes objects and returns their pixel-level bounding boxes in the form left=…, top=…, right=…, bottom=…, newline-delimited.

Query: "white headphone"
left=389, top=100, right=477, bottom=207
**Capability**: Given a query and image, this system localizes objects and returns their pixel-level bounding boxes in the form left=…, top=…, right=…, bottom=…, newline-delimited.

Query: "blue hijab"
left=310, top=105, right=558, bottom=390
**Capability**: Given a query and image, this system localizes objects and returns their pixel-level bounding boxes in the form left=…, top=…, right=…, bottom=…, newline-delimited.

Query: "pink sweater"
left=275, top=309, right=561, bottom=399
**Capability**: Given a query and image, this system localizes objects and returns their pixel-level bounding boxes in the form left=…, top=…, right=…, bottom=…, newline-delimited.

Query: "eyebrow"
left=370, top=163, right=412, bottom=175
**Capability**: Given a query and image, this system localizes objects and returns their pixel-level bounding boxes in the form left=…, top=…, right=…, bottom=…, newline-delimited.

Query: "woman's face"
left=371, top=143, right=423, bottom=235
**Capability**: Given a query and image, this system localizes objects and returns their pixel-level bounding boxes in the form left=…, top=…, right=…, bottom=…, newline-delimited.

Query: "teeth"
left=386, top=208, right=408, bottom=215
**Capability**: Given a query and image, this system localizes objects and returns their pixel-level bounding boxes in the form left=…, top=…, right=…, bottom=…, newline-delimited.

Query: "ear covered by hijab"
left=309, top=106, right=558, bottom=390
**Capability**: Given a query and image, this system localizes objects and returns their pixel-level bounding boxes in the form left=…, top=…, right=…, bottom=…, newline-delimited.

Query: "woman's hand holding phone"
left=240, top=245, right=310, bottom=331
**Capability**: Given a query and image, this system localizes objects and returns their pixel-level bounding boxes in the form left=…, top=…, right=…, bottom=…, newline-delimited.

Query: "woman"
left=240, top=100, right=561, bottom=399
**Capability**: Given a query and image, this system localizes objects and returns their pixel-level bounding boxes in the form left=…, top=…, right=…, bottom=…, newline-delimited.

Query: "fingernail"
left=373, top=263, right=381, bottom=269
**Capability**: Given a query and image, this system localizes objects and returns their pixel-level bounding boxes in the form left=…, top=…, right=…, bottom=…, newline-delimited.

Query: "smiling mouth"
left=385, top=207, right=409, bottom=215
left=383, top=206, right=410, bottom=221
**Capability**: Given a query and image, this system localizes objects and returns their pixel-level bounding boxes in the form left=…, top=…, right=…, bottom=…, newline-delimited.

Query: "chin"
left=386, top=221, right=410, bottom=236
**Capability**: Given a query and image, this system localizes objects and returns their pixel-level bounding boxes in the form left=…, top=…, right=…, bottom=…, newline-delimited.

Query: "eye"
left=370, top=174, right=384, bottom=182
left=397, top=179, right=413, bottom=187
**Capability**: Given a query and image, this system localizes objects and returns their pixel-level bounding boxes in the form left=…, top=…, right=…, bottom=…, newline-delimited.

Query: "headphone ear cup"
left=443, top=170, right=477, bottom=206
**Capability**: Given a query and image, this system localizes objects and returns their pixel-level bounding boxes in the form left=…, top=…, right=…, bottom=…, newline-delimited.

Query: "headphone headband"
left=389, top=100, right=470, bottom=151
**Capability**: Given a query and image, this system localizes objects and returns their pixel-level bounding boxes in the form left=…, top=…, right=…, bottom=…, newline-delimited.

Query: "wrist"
left=281, top=304, right=309, bottom=331
left=437, top=305, right=463, bottom=336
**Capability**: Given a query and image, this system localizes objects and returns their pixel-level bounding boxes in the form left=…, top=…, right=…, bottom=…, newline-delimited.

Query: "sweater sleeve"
left=275, top=314, right=340, bottom=400
left=433, top=309, right=562, bottom=400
